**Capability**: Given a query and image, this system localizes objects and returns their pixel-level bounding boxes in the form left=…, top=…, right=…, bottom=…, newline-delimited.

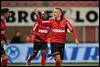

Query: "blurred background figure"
left=1, top=8, right=9, bottom=66
left=24, top=35, right=33, bottom=44
left=10, top=30, right=23, bottom=43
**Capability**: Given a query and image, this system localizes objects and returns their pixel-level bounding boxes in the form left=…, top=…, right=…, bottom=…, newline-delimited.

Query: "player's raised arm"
left=34, top=8, right=42, bottom=24
left=34, top=9, right=52, bottom=26
left=66, top=20, right=79, bottom=45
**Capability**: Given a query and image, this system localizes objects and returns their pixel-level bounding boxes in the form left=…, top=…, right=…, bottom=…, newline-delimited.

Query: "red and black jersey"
left=31, top=23, right=49, bottom=43
left=1, top=19, right=7, bottom=40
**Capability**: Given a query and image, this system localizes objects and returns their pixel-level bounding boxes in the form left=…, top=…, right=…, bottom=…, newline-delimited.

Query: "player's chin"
left=54, top=16, right=58, bottom=18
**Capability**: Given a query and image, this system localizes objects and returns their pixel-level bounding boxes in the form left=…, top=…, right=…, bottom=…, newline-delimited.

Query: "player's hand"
left=75, top=39, right=79, bottom=46
left=1, top=40, right=5, bottom=45
left=34, top=8, right=38, bottom=14
left=67, top=29, right=71, bottom=33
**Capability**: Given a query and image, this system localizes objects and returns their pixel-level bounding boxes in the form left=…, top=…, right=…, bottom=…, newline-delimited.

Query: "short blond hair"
left=55, top=7, right=62, bottom=13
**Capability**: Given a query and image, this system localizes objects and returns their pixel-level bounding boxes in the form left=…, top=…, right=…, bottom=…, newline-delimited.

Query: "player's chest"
left=52, top=21, right=66, bottom=29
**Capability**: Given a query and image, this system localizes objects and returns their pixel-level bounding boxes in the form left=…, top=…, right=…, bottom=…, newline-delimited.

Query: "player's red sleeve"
left=31, top=23, right=40, bottom=36
left=71, top=27, right=79, bottom=45
left=66, top=20, right=79, bottom=45
left=66, top=20, right=73, bottom=32
left=32, top=23, right=38, bottom=31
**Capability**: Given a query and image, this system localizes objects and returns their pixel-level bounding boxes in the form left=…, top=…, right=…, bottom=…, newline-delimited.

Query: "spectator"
left=10, top=30, right=22, bottom=43
left=24, top=35, right=33, bottom=44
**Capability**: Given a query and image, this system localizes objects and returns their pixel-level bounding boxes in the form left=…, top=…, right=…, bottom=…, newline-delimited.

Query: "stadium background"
left=1, top=1, right=99, bottom=66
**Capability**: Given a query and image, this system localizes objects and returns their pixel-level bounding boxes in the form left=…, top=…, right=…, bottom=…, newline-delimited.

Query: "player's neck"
left=57, top=17, right=61, bottom=21
left=55, top=17, right=62, bottom=22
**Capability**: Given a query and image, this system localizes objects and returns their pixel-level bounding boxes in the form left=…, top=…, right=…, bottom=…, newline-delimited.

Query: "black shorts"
left=51, top=43, right=65, bottom=60
left=33, top=41, right=47, bottom=52
left=1, top=46, right=5, bottom=55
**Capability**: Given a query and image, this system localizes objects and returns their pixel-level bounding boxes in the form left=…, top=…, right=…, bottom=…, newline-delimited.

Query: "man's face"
left=54, top=9, right=62, bottom=18
left=42, top=12, right=48, bottom=20
left=4, top=12, right=9, bottom=18
left=16, top=32, right=21, bottom=36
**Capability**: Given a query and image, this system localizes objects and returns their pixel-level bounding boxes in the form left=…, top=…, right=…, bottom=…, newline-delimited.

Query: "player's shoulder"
left=62, top=18, right=70, bottom=23
left=50, top=19, right=56, bottom=22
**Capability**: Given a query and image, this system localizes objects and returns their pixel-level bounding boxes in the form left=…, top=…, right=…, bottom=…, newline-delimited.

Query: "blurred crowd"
left=9, top=30, right=51, bottom=44
left=9, top=30, right=32, bottom=44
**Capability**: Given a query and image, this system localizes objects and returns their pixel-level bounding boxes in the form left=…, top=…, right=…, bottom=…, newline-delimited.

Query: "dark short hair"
left=1, top=8, right=9, bottom=15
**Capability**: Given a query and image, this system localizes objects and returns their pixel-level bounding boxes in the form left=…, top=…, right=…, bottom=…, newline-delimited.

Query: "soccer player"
left=26, top=11, right=49, bottom=66
left=35, top=8, right=79, bottom=66
left=1, top=8, right=9, bottom=66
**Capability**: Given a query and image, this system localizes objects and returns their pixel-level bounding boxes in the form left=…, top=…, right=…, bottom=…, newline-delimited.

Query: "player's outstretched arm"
left=34, top=8, right=42, bottom=24
left=72, top=28, right=79, bottom=45
left=66, top=20, right=79, bottom=45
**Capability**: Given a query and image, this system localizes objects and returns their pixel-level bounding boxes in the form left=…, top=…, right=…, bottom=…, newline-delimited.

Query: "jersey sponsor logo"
left=38, top=29, right=48, bottom=33
left=61, top=25, right=65, bottom=29
left=52, top=29, right=65, bottom=33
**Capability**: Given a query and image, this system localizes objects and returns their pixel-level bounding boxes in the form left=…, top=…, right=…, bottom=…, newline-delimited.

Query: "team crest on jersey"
left=61, top=25, right=65, bottom=29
